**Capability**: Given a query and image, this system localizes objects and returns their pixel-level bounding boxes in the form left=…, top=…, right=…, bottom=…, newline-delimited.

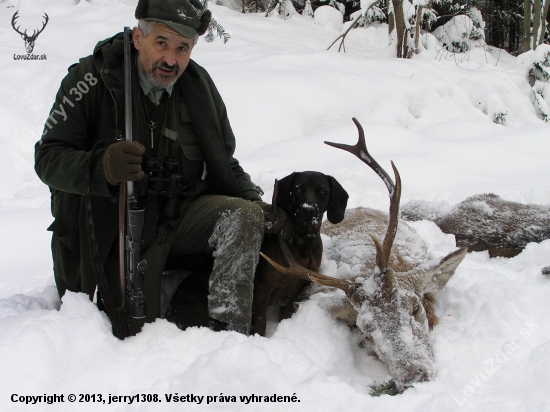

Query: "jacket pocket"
left=177, top=104, right=206, bottom=183
left=180, top=143, right=204, bottom=161
left=51, top=189, right=80, bottom=220
left=48, top=215, right=81, bottom=294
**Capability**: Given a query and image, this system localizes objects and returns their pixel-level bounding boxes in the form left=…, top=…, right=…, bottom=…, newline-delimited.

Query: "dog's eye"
left=294, top=184, right=303, bottom=194
left=318, top=189, right=327, bottom=197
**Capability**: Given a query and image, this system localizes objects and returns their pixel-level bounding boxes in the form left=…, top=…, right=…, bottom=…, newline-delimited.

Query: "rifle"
left=119, top=26, right=147, bottom=321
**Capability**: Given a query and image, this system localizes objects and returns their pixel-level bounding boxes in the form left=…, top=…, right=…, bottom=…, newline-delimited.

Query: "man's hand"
left=255, top=201, right=293, bottom=241
left=103, top=141, right=146, bottom=185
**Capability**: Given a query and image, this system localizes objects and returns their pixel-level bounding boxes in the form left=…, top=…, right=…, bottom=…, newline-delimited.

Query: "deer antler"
left=326, top=118, right=395, bottom=195
left=261, top=179, right=316, bottom=282
left=260, top=237, right=355, bottom=294
left=11, top=12, right=49, bottom=40
left=260, top=179, right=355, bottom=294
left=30, top=13, right=49, bottom=40
left=325, top=118, right=401, bottom=273
left=11, top=11, right=26, bottom=37
left=261, top=117, right=400, bottom=293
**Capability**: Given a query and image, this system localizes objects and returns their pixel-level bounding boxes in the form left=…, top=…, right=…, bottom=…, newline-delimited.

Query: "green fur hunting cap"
left=135, top=0, right=211, bottom=39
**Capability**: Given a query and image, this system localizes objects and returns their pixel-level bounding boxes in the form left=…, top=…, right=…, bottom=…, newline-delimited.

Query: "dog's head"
left=277, top=172, right=348, bottom=235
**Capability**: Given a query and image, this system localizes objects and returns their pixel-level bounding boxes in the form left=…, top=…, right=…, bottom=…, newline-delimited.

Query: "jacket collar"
left=137, top=66, right=174, bottom=105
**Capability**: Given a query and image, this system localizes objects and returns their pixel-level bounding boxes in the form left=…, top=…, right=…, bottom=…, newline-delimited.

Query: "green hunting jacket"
left=35, top=32, right=263, bottom=299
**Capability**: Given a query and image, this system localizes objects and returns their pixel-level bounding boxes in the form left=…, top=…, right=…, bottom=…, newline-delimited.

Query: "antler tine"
left=30, top=13, right=49, bottom=39
left=271, top=179, right=279, bottom=216
left=262, top=179, right=312, bottom=280
left=325, top=117, right=395, bottom=196
left=260, top=235, right=355, bottom=294
left=379, top=161, right=401, bottom=271
left=37, top=13, right=49, bottom=35
left=325, top=118, right=402, bottom=273
left=11, top=11, right=26, bottom=36
left=261, top=236, right=313, bottom=282
left=367, top=163, right=401, bottom=272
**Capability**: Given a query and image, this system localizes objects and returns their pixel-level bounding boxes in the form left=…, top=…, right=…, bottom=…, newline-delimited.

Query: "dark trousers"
left=110, top=195, right=264, bottom=328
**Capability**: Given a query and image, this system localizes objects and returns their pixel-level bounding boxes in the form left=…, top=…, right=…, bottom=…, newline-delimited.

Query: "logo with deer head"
left=11, top=11, right=49, bottom=54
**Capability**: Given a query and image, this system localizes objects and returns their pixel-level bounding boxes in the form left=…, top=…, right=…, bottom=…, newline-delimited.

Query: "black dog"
left=166, top=171, right=348, bottom=335
left=251, top=171, right=348, bottom=336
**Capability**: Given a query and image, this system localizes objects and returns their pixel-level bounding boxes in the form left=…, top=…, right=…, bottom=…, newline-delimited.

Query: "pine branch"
left=204, top=17, right=231, bottom=43
left=199, top=0, right=230, bottom=44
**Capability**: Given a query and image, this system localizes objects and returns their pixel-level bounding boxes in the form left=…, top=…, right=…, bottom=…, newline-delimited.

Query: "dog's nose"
left=300, top=203, right=316, bottom=216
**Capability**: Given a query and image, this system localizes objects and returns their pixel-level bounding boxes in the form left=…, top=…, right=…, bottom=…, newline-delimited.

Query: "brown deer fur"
left=261, top=118, right=467, bottom=392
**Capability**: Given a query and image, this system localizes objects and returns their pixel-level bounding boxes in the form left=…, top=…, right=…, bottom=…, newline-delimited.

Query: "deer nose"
left=410, top=365, right=429, bottom=383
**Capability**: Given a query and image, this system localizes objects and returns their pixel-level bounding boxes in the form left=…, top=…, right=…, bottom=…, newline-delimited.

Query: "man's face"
left=133, top=23, right=195, bottom=88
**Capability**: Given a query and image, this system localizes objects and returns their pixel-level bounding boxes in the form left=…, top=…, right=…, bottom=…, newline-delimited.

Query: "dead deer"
left=262, top=118, right=467, bottom=392
left=401, top=194, right=550, bottom=258
left=435, top=194, right=550, bottom=258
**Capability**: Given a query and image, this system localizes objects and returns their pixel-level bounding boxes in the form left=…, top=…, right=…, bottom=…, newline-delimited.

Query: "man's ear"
left=133, top=26, right=142, bottom=51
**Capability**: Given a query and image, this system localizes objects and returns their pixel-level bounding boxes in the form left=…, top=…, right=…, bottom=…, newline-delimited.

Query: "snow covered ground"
left=1, top=1, right=549, bottom=411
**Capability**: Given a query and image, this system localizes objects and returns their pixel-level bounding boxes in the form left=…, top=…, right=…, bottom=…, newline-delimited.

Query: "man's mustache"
left=153, top=61, right=179, bottom=76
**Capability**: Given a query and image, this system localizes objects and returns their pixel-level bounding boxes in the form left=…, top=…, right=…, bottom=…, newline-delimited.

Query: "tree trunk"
left=509, top=12, right=517, bottom=52
left=391, top=0, right=407, bottom=58
left=538, top=0, right=550, bottom=45
left=533, top=0, right=542, bottom=50
left=388, top=0, right=395, bottom=35
left=493, top=0, right=505, bottom=48
left=523, top=0, right=532, bottom=52
left=414, top=6, right=424, bottom=52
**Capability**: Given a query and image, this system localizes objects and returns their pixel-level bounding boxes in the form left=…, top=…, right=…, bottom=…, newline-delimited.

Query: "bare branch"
left=327, top=13, right=362, bottom=52
left=327, top=0, right=383, bottom=52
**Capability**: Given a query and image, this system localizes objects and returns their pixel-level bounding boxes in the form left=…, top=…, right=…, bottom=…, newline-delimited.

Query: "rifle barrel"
left=124, top=26, right=134, bottom=197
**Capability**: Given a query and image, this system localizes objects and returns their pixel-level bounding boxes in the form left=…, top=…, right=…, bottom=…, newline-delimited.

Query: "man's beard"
left=145, top=61, right=180, bottom=88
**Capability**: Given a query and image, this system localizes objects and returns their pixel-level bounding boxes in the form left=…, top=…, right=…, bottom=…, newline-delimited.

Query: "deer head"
left=12, top=11, right=49, bottom=54
left=262, top=118, right=467, bottom=392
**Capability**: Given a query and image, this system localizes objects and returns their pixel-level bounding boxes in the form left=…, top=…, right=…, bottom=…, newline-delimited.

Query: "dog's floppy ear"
left=327, top=176, right=348, bottom=224
left=276, top=172, right=297, bottom=214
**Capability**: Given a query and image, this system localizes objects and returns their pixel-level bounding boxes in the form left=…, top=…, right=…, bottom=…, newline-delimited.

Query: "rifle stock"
left=118, top=181, right=126, bottom=311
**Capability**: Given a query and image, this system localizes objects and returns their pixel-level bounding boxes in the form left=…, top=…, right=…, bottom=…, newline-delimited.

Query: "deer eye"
left=413, top=302, right=420, bottom=317
left=363, top=332, right=374, bottom=343
left=409, top=298, right=421, bottom=317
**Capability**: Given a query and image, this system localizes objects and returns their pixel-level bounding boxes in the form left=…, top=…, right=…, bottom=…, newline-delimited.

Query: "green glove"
left=103, top=141, right=146, bottom=185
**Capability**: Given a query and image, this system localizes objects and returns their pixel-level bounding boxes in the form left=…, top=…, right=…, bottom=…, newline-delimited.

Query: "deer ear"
left=326, top=176, right=349, bottom=224
left=276, top=173, right=297, bottom=214
left=418, top=247, right=468, bottom=293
